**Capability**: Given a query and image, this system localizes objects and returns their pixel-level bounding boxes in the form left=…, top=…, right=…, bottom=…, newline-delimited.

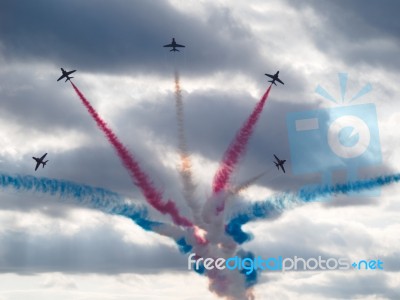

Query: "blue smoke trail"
left=0, top=172, right=193, bottom=251
left=226, top=173, right=400, bottom=244
left=226, top=193, right=300, bottom=244
left=0, top=172, right=160, bottom=231
left=108, top=202, right=163, bottom=231
left=0, top=172, right=120, bottom=205
left=176, top=237, right=193, bottom=253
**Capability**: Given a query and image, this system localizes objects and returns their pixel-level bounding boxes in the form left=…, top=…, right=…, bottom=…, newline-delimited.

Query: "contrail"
left=174, top=70, right=201, bottom=223
left=212, top=85, right=272, bottom=195
left=226, top=173, right=400, bottom=244
left=229, top=172, right=266, bottom=196
left=70, top=82, right=193, bottom=227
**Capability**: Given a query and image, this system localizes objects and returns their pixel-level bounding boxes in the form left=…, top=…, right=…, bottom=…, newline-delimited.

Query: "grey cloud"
left=289, top=0, right=400, bottom=41
left=0, top=221, right=186, bottom=274
left=286, top=0, right=400, bottom=70
left=0, top=192, right=78, bottom=219
left=0, top=0, right=263, bottom=77
left=0, top=70, right=95, bottom=135
left=294, top=273, right=400, bottom=299
left=380, top=252, right=400, bottom=272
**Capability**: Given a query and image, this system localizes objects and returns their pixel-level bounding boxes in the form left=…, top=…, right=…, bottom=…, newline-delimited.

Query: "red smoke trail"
left=212, top=85, right=272, bottom=194
left=70, top=82, right=193, bottom=227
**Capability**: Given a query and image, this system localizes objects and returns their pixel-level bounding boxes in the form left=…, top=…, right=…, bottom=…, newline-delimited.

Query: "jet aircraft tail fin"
left=268, top=80, right=277, bottom=86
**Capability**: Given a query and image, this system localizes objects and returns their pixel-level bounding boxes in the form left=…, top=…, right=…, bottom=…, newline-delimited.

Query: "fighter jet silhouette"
left=57, top=68, right=76, bottom=82
left=265, top=71, right=284, bottom=85
left=273, top=154, right=286, bottom=173
left=32, top=153, right=48, bottom=171
left=163, top=38, right=185, bottom=52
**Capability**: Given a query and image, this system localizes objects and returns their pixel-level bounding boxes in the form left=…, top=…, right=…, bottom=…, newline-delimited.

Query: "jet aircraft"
left=32, top=153, right=48, bottom=171
left=273, top=154, right=286, bottom=173
left=163, top=38, right=185, bottom=52
left=265, top=71, right=284, bottom=85
left=57, top=68, right=76, bottom=82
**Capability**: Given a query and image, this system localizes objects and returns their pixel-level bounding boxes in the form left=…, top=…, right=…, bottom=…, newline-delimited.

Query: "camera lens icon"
left=328, top=115, right=371, bottom=159
left=287, top=103, right=381, bottom=180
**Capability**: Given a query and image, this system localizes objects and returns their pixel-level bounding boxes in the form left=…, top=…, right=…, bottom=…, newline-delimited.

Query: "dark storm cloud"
left=0, top=222, right=186, bottom=274
left=286, top=0, right=400, bottom=70
left=0, top=0, right=263, bottom=76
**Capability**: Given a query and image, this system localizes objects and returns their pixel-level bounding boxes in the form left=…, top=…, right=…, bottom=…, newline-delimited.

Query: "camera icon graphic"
left=286, top=74, right=382, bottom=198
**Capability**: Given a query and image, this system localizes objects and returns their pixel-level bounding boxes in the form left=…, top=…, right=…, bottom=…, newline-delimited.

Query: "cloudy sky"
left=0, top=0, right=399, bottom=299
